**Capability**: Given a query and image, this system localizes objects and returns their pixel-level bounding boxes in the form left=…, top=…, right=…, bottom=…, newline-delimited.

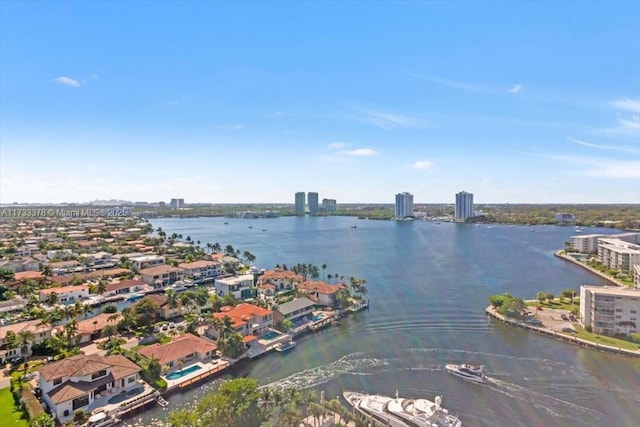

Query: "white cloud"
left=410, top=160, right=433, bottom=169
left=566, top=137, right=640, bottom=154
left=549, top=155, right=640, bottom=179
left=597, top=114, right=640, bottom=137
left=351, top=107, right=424, bottom=129
left=217, top=124, right=245, bottom=130
left=611, top=98, right=640, bottom=113
left=408, top=73, right=494, bottom=94
left=52, top=76, right=81, bottom=87
left=338, top=148, right=378, bottom=157
left=327, top=142, right=350, bottom=150
left=509, top=84, right=522, bottom=94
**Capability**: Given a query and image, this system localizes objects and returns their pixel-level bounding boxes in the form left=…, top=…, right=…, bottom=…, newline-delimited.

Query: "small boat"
left=156, top=396, right=169, bottom=407
left=351, top=225, right=357, bottom=228
left=445, top=363, right=487, bottom=383
left=126, top=293, right=144, bottom=301
left=275, top=340, right=296, bottom=352
left=223, top=222, right=228, bottom=224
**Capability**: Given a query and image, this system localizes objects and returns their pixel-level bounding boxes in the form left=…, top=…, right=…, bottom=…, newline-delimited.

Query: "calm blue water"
left=166, top=365, right=202, bottom=380
left=135, top=216, right=640, bottom=427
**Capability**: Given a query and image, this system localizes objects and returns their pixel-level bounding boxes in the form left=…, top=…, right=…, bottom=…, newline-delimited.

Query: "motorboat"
left=85, top=412, right=120, bottom=427
left=275, top=340, right=296, bottom=352
left=343, top=390, right=462, bottom=427
left=445, top=363, right=487, bottom=383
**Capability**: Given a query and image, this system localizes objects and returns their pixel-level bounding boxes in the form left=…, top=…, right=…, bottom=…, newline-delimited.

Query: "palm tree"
left=82, top=303, right=94, bottom=319
left=44, top=292, right=59, bottom=307
left=166, top=289, right=179, bottom=319
left=17, top=330, right=35, bottom=374
left=321, top=264, right=327, bottom=281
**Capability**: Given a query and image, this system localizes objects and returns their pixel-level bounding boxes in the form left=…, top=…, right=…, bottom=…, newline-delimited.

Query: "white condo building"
left=580, top=285, right=640, bottom=336
left=455, top=191, right=474, bottom=222
left=394, top=192, right=414, bottom=219
left=294, top=192, right=306, bottom=215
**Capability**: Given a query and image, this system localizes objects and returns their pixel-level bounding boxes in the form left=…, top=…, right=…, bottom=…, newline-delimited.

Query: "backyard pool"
left=107, top=387, right=144, bottom=404
left=261, top=330, right=282, bottom=341
left=166, top=364, right=202, bottom=380
left=309, top=313, right=325, bottom=322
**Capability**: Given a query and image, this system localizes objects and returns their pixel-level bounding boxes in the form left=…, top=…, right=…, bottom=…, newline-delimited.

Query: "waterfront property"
left=38, top=284, right=90, bottom=304
left=257, top=269, right=303, bottom=294
left=37, top=354, right=143, bottom=424
left=139, top=265, right=186, bottom=288
left=214, top=273, right=254, bottom=300
left=75, top=313, right=121, bottom=344
left=274, top=297, right=316, bottom=326
left=177, top=259, right=222, bottom=283
left=138, top=333, right=218, bottom=374
left=207, top=303, right=274, bottom=340
left=580, top=285, right=640, bottom=336
left=297, top=280, right=345, bottom=307
left=103, top=279, right=146, bottom=297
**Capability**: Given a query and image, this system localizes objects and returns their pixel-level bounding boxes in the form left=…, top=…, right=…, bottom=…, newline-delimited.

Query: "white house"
left=256, top=269, right=303, bottom=293
left=178, top=259, right=222, bottom=283
left=38, top=354, right=142, bottom=424
left=39, top=284, right=90, bottom=304
left=138, top=333, right=217, bottom=373
left=207, top=303, right=274, bottom=340
left=129, top=254, right=165, bottom=270
left=139, top=265, right=185, bottom=287
left=0, top=319, right=53, bottom=363
left=214, top=274, right=254, bottom=300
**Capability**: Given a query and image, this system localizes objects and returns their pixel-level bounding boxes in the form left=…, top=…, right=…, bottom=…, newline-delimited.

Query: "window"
left=91, top=370, right=107, bottom=380
left=127, top=377, right=135, bottom=383
left=53, top=378, right=62, bottom=386
left=616, top=308, right=623, bottom=312
left=631, top=310, right=637, bottom=314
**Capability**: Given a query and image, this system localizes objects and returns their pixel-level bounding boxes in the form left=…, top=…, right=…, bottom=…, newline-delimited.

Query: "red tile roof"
left=257, top=269, right=303, bottom=284
left=14, top=271, right=43, bottom=280
left=138, top=333, right=217, bottom=365
left=298, top=280, right=344, bottom=295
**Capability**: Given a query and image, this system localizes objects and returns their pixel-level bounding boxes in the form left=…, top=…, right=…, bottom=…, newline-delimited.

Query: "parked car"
left=562, top=327, right=576, bottom=333
left=526, top=318, right=543, bottom=326
left=569, top=315, right=577, bottom=322
left=560, top=314, right=569, bottom=321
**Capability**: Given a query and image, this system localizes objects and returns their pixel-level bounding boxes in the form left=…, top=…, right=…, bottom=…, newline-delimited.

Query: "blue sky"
left=1, top=1, right=639, bottom=204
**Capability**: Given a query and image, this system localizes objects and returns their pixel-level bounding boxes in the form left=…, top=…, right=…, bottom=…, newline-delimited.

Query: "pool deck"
left=88, top=382, right=157, bottom=417
left=164, top=360, right=232, bottom=391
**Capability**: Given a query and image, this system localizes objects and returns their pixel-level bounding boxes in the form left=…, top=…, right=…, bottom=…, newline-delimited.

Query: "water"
left=134, top=217, right=640, bottom=427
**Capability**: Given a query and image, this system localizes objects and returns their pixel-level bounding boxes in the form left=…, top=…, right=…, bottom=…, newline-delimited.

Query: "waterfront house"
left=39, top=284, right=90, bottom=305
left=297, top=280, right=345, bottom=307
left=0, top=319, right=53, bottom=363
left=103, top=279, right=146, bottom=297
left=14, top=270, right=44, bottom=282
left=138, top=333, right=217, bottom=372
left=178, top=259, right=222, bottom=283
left=0, top=256, right=40, bottom=273
left=129, top=254, right=165, bottom=270
left=38, top=354, right=142, bottom=424
left=139, top=264, right=185, bottom=288
left=273, top=297, right=316, bottom=325
left=257, top=269, right=303, bottom=292
left=207, top=303, right=274, bottom=340
left=214, top=273, right=254, bottom=300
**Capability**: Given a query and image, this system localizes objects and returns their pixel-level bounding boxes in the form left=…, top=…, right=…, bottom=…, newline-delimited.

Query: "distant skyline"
left=1, top=1, right=639, bottom=204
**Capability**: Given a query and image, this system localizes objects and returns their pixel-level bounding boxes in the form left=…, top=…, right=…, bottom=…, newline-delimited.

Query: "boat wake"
left=261, top=352, right=388, bottom=391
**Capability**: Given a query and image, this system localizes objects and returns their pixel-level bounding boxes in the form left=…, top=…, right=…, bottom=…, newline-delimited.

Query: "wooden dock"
left=177, top=362, right=230, bottom=389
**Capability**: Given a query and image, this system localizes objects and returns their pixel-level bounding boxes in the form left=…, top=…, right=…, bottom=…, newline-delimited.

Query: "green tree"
left=168, top=378, right=261, bottom=427
left=561, top=288, right=576, bottom=303
left=17, top=329, right=36, bottom=373
left=489, top=295, right=505, bottom=308
left=29, top=413, right=55, bottom=427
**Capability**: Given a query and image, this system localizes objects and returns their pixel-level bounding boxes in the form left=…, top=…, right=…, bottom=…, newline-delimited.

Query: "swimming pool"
left=309, top=313, right=325, bottom=322
left=166, top=364, right=202, bottom=380
left=261, top=331, right=281, bottom=341
left=107, top=387, right=144, bottom=404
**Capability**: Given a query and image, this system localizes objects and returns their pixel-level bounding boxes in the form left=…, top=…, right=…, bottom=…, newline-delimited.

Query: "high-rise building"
left=395, top=192, right=414, bottom=219
left=322, top=198, right=337, bottom=212
left=308, top=192, right=319, bottom=215
left=455, top=191, right=474, bottom=221
left=169, top=198, right=185, bottom=208
left=295, top=192, right=306, bottom=215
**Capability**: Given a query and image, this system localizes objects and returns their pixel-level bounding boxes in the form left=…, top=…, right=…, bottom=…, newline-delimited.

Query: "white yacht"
left=343, top=390, right=462, bottom=427
left=445, top=363, right=487, bottom=383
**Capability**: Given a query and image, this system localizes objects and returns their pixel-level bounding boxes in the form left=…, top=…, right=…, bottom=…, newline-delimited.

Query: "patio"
left=88, top=381, right=157, bottom=416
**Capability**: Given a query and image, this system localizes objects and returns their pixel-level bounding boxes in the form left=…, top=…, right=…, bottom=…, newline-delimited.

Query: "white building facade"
left=214, top=274, right=255, bottom=300
left=580, top=285, right=640, bottom=336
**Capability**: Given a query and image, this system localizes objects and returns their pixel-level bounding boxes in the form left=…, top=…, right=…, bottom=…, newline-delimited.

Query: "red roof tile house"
left=0, top=319, right=54, bottom=363
left=256, top=269, right=303, bottom=298
left=38, top=354, right=142, bottom=424
left=297, top=280, right=346, bottom=307
left=138, top=333, right=217, bottom=373
left=206, top=303, right=274, bottom=340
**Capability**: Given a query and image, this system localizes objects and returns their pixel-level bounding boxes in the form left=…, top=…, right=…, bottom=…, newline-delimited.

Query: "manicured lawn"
left=573, top=325, right=640, bottom=351
left=525, top=298, right=580, bottom=311
left=0, top=387, right=29, bottom=427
